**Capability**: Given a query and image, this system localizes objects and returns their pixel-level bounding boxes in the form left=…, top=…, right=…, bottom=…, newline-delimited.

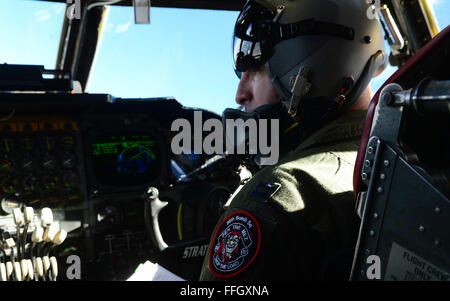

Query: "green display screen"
left=91, top=134, right=161, bottom=187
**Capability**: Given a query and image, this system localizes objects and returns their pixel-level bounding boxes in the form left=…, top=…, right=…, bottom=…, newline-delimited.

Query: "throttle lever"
left=144, top=187, right=169, bottom=251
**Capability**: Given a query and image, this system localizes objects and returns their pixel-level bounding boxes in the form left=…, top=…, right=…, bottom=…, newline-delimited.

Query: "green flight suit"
left=199, top=110, right=366, bottom=281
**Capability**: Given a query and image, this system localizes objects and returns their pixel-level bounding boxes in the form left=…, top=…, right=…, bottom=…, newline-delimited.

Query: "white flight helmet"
left=233, top=0, right=387, bottom=121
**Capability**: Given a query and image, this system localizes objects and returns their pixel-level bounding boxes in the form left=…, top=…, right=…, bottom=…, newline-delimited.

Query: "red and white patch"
left=209, top=211, right=261, bottom=278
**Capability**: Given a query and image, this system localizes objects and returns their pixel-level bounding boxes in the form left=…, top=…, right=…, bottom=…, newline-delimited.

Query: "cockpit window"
left=86, top=6, right=240, bottom=114
left=2, top=1, right=448, bottom=114
left=0, top=0, right=65, bottom=70
left=370, top=1, right=449, bottom=95
left=432, top=0, right=450, bottom=30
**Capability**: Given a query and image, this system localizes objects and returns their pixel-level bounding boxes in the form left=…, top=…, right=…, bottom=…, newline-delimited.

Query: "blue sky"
left=1, top=0, right=449, bottom=114
left=86, top=6, right=240, bottom=114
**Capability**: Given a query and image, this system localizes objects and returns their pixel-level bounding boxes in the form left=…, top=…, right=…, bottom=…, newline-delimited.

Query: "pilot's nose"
left=235, top=72, right=253, bottom=107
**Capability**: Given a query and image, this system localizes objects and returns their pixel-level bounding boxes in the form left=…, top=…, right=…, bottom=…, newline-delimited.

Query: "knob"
left=0, top=157, right=14, bottom=172
left=21, top=157, right=35, bottom=171
left=145, top=187, right=159, bottom=200
left=61, top=153, right=76, bottom=169
left=41, top=155, right=57, bottom=170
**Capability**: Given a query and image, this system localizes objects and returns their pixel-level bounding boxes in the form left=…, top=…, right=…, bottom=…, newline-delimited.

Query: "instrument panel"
left=0, top=93, right=245, bottom=280
left=0, top=116, right=84, bottom=213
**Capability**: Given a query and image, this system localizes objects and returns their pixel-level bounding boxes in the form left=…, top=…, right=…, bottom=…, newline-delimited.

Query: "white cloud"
left=35, top=9, right=52, bottom=22
left=52, top=4, right=65, bottom=15
left=115, top=22, right=131, bottom=34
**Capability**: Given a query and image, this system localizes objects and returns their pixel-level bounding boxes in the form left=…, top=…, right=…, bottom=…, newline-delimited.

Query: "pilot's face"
left=235, top=67, right=280, bottom=113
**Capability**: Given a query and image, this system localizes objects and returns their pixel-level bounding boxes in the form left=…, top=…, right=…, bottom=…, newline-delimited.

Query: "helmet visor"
left=232, top=1, right=275, bottom=78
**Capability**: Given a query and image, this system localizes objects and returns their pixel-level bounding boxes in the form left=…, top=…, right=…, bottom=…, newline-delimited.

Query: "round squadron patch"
left=209, top=211, right=261, bottom=278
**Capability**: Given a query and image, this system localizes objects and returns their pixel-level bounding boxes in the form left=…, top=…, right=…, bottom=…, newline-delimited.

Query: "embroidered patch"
left=209, top=211, right=261, bottom=278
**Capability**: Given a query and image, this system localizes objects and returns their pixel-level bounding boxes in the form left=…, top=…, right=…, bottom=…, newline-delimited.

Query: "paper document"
left=127, top=261, right=186, bottom=281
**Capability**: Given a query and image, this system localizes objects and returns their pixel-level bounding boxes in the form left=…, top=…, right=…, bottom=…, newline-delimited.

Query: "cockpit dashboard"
left=0, top=93, right=247, bottom=280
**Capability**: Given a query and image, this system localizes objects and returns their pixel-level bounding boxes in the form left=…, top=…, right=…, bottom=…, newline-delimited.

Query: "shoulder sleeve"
left=199, top=165, right=313, bottom=280
left=198, top=205, right=326, bottom=280
left=199, top=155, right=358, bottom=280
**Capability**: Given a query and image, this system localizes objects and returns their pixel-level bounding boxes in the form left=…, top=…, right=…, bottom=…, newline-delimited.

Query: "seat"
left=350, top=26, right=450, bottom=281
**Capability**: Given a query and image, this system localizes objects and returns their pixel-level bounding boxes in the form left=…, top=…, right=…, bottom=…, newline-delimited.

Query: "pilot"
left=199, top=0, right=387, bottom=280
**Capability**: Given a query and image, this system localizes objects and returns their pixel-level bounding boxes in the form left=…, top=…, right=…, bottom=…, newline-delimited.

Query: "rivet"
left=370, top=230, right=375, bottom=236
left=368, top=146, right=374, bottom=154
left=434, top=207, right=441, bottom=214
left=434, top=240, right=441, bottom=247
left=365, top=249, right=371, bottom=255
left=380, top=173, right=386, bottom=180
left=365, top=160, right=371, bottom=167
left=362, top=173, right=368, bottom=181
left=373, top=213, right=379, bottom=219
left=419, top=225, right=425, bottom=232
left=384, top=160, right=390, bottom=167
left=377, top=187, right=383, bottom=193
